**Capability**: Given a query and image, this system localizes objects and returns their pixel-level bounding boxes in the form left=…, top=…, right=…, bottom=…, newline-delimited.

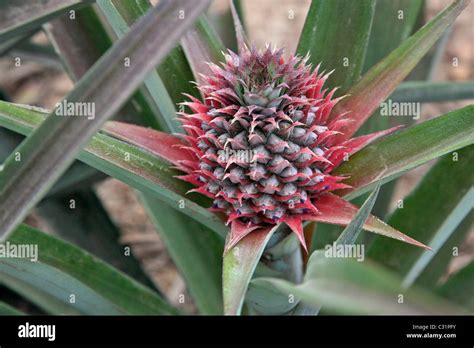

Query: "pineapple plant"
left=0, top=0, right=472, bottom=323
left=174, top=44, right=424, bottom=253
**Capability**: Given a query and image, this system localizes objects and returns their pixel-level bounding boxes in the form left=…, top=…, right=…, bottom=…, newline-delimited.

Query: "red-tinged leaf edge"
left=101, top=121, right=194, bottom=170
left=225, top=220, right=260, bottom=253
left=226, top=216, right=309, bottom=255
left=328, top=125, right=403, bottom=170
left=284, top=215, right=308, bottom=253
left=341, top=126, right=403, bottom=156
left=329, top=0, right=469, bottom=142
left=304, top=193, right=431, bottom=250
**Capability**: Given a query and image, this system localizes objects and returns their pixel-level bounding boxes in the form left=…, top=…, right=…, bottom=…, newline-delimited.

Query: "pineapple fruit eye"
left=181, top=46, right=347, bottom=234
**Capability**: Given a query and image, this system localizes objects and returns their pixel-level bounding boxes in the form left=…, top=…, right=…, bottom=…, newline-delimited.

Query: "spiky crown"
left=178, top=45, right=353, bottom=250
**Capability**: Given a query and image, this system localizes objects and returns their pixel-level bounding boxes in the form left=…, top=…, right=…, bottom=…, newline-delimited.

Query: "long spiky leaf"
left=331, top=0, right=469, bottom=140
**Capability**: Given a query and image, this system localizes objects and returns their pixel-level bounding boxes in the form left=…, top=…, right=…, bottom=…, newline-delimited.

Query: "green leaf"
left=310, top=223, right=343, bottom=253
left=0, top=0, right=88, bottom=41
left=223, top=225, right=278, bottom=315
left=45, top=162, right=106, bottom=197
left=37, top=188, right=158, bottom=291
left=157, top=45, right=201, bottom=103
left=411, top=213, right=473, bottom=288
left=355, top=0, right=425, bottom=139
left=336, top=181, right=381, bottom=245
left=45, top=5, right=112, bottom=81
left=43, top=5, right=167, bottom=201
left=181, top=17, right=225, bottom=86
left=140, top=192, right=224, bottom=314
left=96, top=0, right=200, bottom=105
left=0, top=30, right=37, bottom=56
left=406, top=11, right=452, bottom=81
left=331, top=0, right=469, bottom=140
left=25, top=0, right=182, bottom=124
left=253, top=251, right=466, bottom=315
left=229, top=0, right=249, bottom=52
left=1, top=224, right=177, bottom=314
left=390, top=81, right=474, bottom=103
left=208, top=2, right=238, bottom=52
left=363, top=0, right=424, bottom=72
left=0, top=126, right=106, bottom=198
left=83, top=136, right=225, bottom=239
left=402, top=203, right=473, bottom=288
left=367, top=145, right=474, bottom=288
left=246, top=231, right=304, bottom=315
left=245, top=278, right=298, bottom=315
left=0, top=0, right=211, bottom=241
left=353, top=0, right=425, bottom=220
left=44, top=2, right=185, bottom=289
left=297, top=182, right=380, bottom=314
left=0, top=101, right=227, bottom=238
left=437, top=261, right=474, bottom=310
left=297, top=0, right=375, bottom=93
left=0, top=301, right=24, bottom=315
left=356, top=0, right=426, bottom=138
left=96, top=0, right=181, bottom=133
left=6, top=41, right=61, bottom=69
left=334, top=105, right=474, bottom=199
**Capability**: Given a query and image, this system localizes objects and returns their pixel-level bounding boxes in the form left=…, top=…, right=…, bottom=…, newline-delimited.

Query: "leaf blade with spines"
left=352, top=0, right=424, bottom=222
